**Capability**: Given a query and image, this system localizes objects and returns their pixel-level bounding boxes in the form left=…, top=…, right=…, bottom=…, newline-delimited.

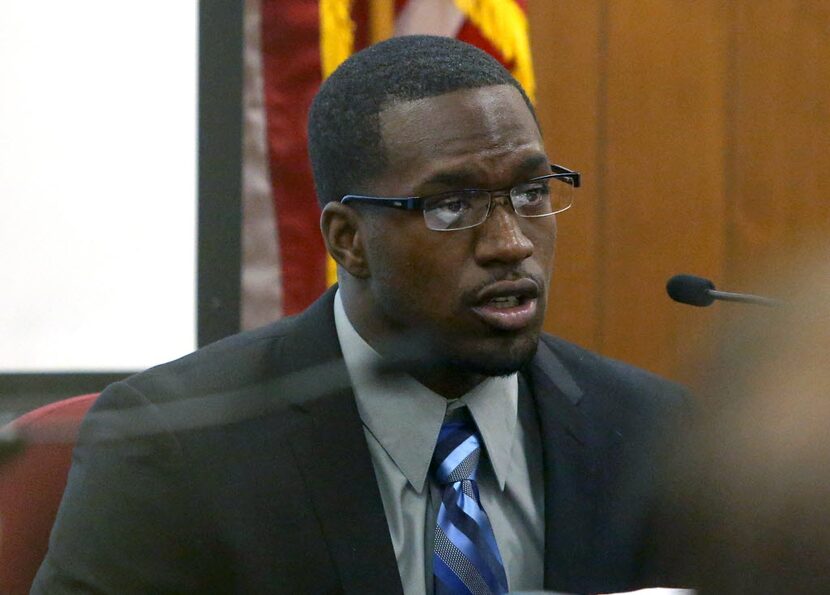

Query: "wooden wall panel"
left=529, top=0, right=604, bottom=350
left=600, top=1, right=728, bottom=378
left=530, top=0, right=830, bottom=381
left=727, top=1, right=830, bottom=292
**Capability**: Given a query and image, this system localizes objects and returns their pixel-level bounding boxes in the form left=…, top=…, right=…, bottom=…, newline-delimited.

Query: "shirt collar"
left=459, top=375, right=518, bottom=491
left=334, top=290, right=518, bottom=492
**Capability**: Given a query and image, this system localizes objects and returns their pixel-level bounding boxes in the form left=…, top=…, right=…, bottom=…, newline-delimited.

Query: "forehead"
left=376, top=85, right=545, bottom=190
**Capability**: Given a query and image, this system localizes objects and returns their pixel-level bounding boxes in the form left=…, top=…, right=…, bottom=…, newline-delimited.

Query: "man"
left=33, top=36, right=686, bottom=594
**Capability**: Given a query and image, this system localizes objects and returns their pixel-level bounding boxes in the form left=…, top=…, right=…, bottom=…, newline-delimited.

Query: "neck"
left=340, top=283, right=485, bottom=399
left=370, top=332, right=488, bottom=399
left=405, top=364, right=486, bottom=400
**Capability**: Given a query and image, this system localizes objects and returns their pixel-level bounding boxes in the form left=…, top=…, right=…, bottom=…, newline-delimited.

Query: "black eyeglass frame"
left=340, top=163, right=581, bottom=214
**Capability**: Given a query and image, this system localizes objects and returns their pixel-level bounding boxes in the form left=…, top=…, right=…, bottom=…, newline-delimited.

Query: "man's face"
left=356, top=84, right=557, bottom=376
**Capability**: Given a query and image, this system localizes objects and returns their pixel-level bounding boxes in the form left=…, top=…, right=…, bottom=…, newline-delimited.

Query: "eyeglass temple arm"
left=550, top=163, right=581, bottom=188
left=340, top=195, right=422, bottom=210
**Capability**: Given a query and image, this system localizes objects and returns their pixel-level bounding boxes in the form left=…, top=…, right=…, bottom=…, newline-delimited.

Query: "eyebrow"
left=416, top=153, right=549, bottom=192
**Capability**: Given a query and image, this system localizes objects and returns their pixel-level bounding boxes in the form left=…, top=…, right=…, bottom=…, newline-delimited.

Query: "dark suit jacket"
left=32, top=289, right=688, bottom=594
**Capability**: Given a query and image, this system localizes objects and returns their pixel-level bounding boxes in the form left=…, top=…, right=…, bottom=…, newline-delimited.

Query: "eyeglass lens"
left=422, top=176, right=574, bottom=231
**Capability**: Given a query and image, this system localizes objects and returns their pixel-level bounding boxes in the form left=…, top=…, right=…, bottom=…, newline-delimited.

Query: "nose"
left=473, top=195, right=534, bottom=266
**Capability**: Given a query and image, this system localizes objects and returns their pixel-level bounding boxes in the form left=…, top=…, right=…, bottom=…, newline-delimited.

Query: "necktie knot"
left=431, top=414, right=482, bottom=486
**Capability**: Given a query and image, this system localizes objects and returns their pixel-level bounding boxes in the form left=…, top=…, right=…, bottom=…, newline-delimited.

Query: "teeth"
left=490, top=296, right=520, bottom=308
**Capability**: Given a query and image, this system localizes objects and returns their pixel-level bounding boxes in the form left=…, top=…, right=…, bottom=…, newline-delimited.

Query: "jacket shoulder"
left=88, top=289, right=345, bottom=437
left=120, top=290, right=341, bottom=407
left=538, top=333, right=690, bottom=414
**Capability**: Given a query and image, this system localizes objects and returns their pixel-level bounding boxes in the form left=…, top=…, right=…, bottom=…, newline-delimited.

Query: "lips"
left=470, top=279, right=540, bottom=332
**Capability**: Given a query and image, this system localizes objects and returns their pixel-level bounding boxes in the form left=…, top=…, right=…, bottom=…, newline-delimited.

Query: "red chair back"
left=0, top=393, right=99, bottom=595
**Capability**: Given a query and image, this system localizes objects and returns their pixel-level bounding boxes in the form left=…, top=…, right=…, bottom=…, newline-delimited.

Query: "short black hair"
left=307, top=35, right=537, bottom=208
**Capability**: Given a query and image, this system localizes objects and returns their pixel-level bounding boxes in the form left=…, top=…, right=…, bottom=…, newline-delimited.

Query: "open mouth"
left=470, top=280, right=540, bottom=331
left=487, top=296, right=524, bottom=308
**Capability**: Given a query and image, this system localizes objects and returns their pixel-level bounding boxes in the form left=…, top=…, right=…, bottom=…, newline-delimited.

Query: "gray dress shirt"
left=334, top=292, right=544, bottom=594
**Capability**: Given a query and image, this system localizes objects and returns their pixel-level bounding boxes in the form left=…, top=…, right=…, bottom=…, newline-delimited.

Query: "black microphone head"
left=667, top=274, right=716, bottom=307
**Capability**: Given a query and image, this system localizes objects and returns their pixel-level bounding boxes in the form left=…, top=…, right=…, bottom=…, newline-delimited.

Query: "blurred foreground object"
left=659, top=254, right=830, bottom=593
left=0, top=393, right=98, bottom=594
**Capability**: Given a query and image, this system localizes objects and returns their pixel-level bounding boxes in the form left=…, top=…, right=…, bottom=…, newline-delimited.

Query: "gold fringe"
left=320, top=0, right=356, bottom=286
left=452, top=0, right=536, bottom=101
left=320, top=0, right=355, bottom=78
left=369, top=0, right=395, bottom=44
left=326, top=252, right=338, bottom=287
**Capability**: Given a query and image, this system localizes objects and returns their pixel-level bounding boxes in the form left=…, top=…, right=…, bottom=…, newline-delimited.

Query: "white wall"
left=0, top=2, right=198, bottom=372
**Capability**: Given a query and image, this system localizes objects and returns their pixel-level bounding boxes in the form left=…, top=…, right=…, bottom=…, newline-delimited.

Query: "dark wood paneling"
left=529, top=0, right=604, bottom=351
left=525, top=0, right=830, bottom=380
left=532, top=0, right=730, bottom=378
left=600, top=0, right=728, bottom=378
left=727, top=1, right=830, bottom=292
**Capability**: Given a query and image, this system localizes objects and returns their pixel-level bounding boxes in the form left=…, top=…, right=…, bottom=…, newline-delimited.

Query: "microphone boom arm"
left=708, top=289, right=782, bottom=308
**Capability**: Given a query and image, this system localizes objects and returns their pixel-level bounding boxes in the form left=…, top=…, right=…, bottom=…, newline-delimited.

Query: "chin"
left=448, top=334, right=540, bottom=377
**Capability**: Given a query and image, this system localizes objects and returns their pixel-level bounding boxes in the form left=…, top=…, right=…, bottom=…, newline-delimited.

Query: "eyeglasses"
left=340, top=164, right=580, bottom=231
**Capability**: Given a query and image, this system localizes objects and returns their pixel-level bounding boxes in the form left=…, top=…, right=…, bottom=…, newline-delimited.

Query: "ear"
left=320, top=202, right=371, bottom=279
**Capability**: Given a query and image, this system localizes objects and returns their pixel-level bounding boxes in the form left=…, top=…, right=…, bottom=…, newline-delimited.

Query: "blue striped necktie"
left=431, top=410, right=509, bottom=595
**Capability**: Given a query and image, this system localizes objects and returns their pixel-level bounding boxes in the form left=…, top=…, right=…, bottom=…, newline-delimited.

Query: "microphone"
left=666, top=274, right=782, bottom=308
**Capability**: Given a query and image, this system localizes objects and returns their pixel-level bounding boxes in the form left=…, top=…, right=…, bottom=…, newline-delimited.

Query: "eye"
left=432, top=194, right=473, bottom=214
left=512, top=181, right=550, bottom=207
left=423, top=192, right=483, bottom=229
left=424, top=194, right=476, bottom=224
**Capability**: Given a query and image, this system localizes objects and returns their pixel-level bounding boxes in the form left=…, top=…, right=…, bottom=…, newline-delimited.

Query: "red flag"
left=259, top=1, right=327, bottom=316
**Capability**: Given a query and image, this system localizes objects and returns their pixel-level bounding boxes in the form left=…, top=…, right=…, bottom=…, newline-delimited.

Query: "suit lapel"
left=525, top=340, right=601, bottom=591
left=282, top=289, right=403, bottom=595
